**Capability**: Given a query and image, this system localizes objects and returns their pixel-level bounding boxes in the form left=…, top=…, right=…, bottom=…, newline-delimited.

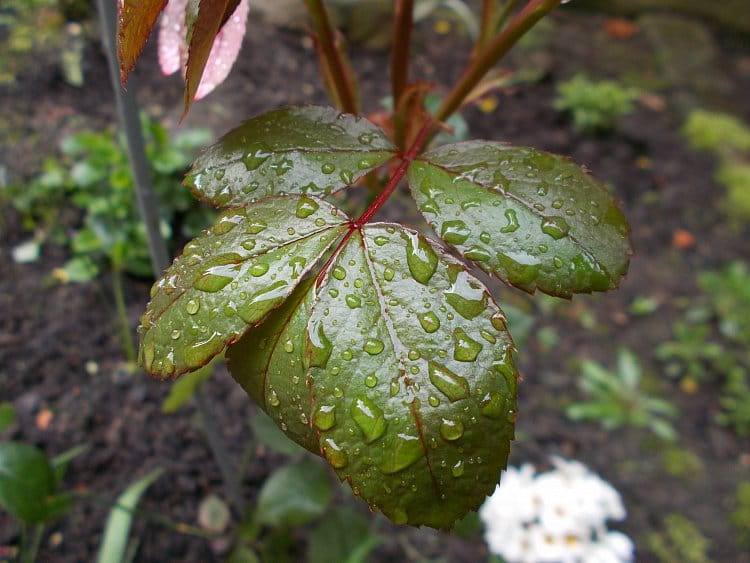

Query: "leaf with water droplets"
left=186, top=106, right=397, bottom=207
left=227, top=224, right=517, bottom=529
left=408, top=141, right=632, bottom=297
left=138, top=196, right=349, bottom=379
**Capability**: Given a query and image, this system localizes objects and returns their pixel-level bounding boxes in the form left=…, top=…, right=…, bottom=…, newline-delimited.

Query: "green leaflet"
left=408, top=141, right=632, bottom=297
left=228, top=225, right=517, bottom=529
left=185, top=106, right=396, bottom=207
left=138, top=196, right=348, bottom=378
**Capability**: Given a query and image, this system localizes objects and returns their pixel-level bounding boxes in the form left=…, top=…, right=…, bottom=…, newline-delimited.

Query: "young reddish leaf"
left=118, top=0, right=169, bottom=85
left=157, top=0, right=187, bottom=76
left=408, top=141, right=633, bottom=297
left=228, top=225, right=517, bottom=529
left=185, top=106, right=397, bottom=207
left=182, top=0, right=245, bottom=116
left=138, top=196, right=349, bottom=379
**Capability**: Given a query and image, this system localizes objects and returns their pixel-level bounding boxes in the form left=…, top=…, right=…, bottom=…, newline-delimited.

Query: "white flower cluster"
left=479, top=457, right=634, bottom=563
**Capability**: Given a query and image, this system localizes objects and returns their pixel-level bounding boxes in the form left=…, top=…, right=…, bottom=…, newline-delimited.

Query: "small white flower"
left=480, top=458, right=633, bottom=563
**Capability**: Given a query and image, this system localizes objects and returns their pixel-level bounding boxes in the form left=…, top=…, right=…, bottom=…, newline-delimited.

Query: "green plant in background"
left=656, top=261, right=750, bottom=435
left=683, top=109, right=750, bottom=225
left=731, top=482, right=750, bottom=550
left=119, top=0, right=633, bottom=529
left=7, top=115, right=213, bottom=363
left=647, top=513, right=711, bottom=563
left=0, top=442, right=85, bottom=562
left=566, top=348, right=678, bottom=441
left=553, top=74, right=639, bottom=134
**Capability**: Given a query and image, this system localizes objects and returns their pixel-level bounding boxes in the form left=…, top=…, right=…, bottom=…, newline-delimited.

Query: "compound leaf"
left=138, top=196, right=349, bottom=379
left=408, top=141, right=632, bottom=297
left=229, top=224, right=517, bottom=528
left=185, top=106, right=396, bottom=207
left=118, top=0, right=169, bottom=85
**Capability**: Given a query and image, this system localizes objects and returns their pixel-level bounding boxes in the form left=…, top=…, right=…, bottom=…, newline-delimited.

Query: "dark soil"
left=2, top=7, right=749, bottom=562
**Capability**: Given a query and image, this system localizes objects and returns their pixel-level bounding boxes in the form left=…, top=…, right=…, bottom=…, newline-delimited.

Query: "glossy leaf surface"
left=118, top=0, right=168, bottom=85
left=229, top=225, right=517, bottom=528
left=408, top=141, right=632, bottom=297
left=138, top=196, right=348, bottom=378
left=185, top=106, right=396, bottom=207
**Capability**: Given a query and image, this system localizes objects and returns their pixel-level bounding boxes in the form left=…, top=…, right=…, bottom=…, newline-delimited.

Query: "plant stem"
left=355, top=120, right=433, bottom=226
left=494, top=0, right=521, bottom=35
left=112, top=266, right=137, bottom=365
left=391, top=0, right=414, bottom=111
left=195, top=389, right=245, bottom=515
left=76, top=490, right=221, bottom=540
left=303, top=0, right=359, bottom=114
left=96, top=0, right=169, bottom=276
left=477, top=0, right=498, bottom=50
left=436, top=0, right=560, bottom=122
left=25, top=525, right=44, bottom=563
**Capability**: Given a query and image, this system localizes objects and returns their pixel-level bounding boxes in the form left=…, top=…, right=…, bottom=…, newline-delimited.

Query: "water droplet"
left=479, top=231, right=491, bottom=244
left=328, top=288, right=339, bottom=298
left=374, top=235, right=389, bottom=246
left=333, top=386, right=344, bottom=398
left=552, top=199, right=564, bottom=209
left=214, top=210, right=246, bottom=234
left=242, top=145, right=271, bottom=170
left=383, top=267, right=395, bottom=281
left=250, top=262, right=269, bottom=277
left=389, top=380, right=400, bottom=397
left=408, top=349, right=421, bottom=361
left=451, top=460, right=465, bottom=477
left=379, top=433, right=423, bottom=474
left=339, top=169, right=354, bottom=184
left=184, top=331, right=222, bottom=369
left=345, top=294, right=362, bottom=308
left=170, top=329, right=181, bottom=340
left=271, top=157, right=293, bottom=176
left=445, top=271, right=487, bottom=320
left=405, top=232, right=438, bottom=285
left=538, top=244, right=548, bottom=253
left=363, top=338, right=384, bottom=355
left=418, top=311, right=441, bottom=333
left=321, top=163, right=336, bottom=174
left=440, top=419, right=464, bottom=441
left=307, top=322, right=332, bottom=368
left=314, top=404, right=336, bottom=430
left=245, top=220, right=267, bottom=234
left=541, top=216, right=570, bottom=239
left=332, top=265, right=346, bottom=280
left=295, top=196, right=320, bottom=218
left=428, top=361, right=469, bottom=401
left=283, top=339, right=294, bottom=353
left=480, top=330, right=496, bottom=344
left=237, top=280, right=289, bottom=324
left=553, top=256, right=564, bottom=268
left=357, top=157, right=374, bottom=170
left=453, top=328, right=483, bottom=362
left=289, top=256, right=308, bottom=278
left=213, top=168, right=225, bottom=180
left=268, top=390, right=280, bottom=407
left=341, top=349, right=353, bottom=361
left=351, top=395, right=387, bottom=443
left=194, top=267, right=236, bottom=292
left=186, top=299, right=200, bottom=315
left=463, top=246, right=491, bottom=262
left=365, top=374, right=378, bottom=388
left=242, top=181, right=259, bottom=194
left=428, top=395, right=440, bottom=407
left=500, top=209, right=520, bottom=233
left=490, top=312, right=506, bottom=330
left=358, top=132, right=376, bottom=145
left=440, top=220, right=470, bottom=245
left=241, top=239, right=256, bottom=251
left=323, top=438, right=348, bottom=468
left=480, top=392, right=506, bottom=419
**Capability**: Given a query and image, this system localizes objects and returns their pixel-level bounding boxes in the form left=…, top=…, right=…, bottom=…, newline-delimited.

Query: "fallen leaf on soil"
left=604, top=18, right=639, bottom=39
left=638, top=92, right=666, bottom=112
left=672, top=229, right=696, bottom=249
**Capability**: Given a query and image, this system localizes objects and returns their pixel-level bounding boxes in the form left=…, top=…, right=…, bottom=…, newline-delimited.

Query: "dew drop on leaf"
left=245, top=220, right=267, bottom=234
left=345, top=294, right=362, bottom=308
left=479, top=391, right=506, bottom=419
left=186, top=298, right=200, bottom=315
left=379, top=433, right=423, bottom=474
left=307, top=322, right=333, bottom=369
left=452, top=328, right=483, bottom=362
left=383, top=267, right=395, bottom=281
left=418, top=311, right=441, bottom=333
left=321, top=163, right=335, bottom=174
left=451, top=459, right=465, bottom=477
left=332, top=265, right=346, bottom=280
left=405, top=232, right=438, bottom=284
left=364, top=374, right=378, bottom=388
left=351, top=395, right=388, bottom=443
left=541, top=216, right=570, bottom=239
left=323, top=438, right=348, bottom=468
left=249, top=262, right=269, bottom=277
left=295, top=196, right=320, bottom=218
left=363, top=338, right=385, bottom=355
left=184, top=331, right=222, bottom=369
left=439, top=418, right=464, bottom=441
left=314, top=404, right=336, bottom=430
left=440, top=220, right=470, bottom=244
left=428, top=361, right=469, bottom=401
left=445, top=271, right=488, bottom=320
left=500, top=208, right=520, bottom=233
